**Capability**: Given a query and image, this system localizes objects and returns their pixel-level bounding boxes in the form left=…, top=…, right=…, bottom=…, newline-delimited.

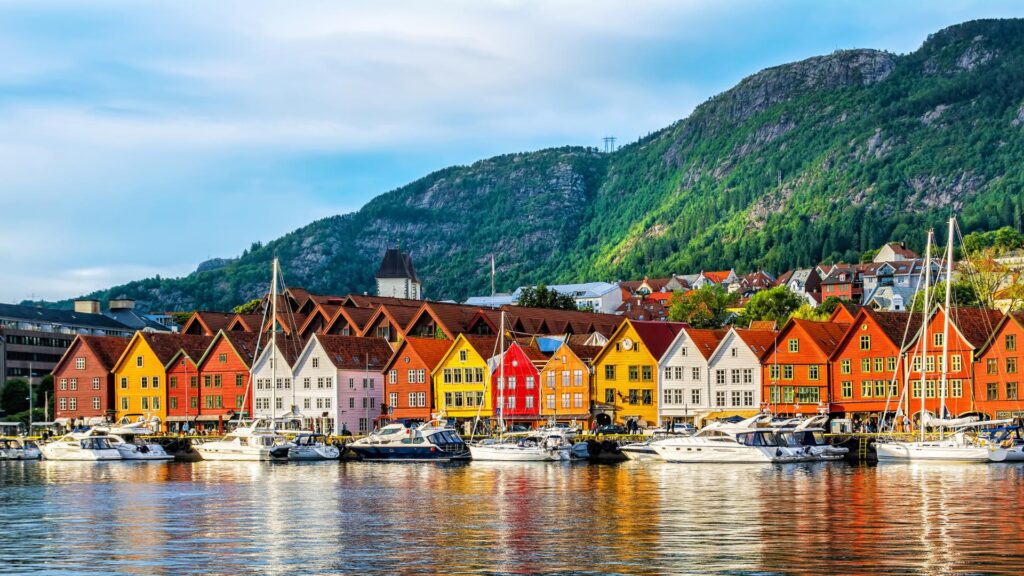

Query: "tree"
left=233, top=298, right=263, bottom=315
left=860, top=248, right=880, bottom=263
left=909, top=280, right=981, bottom=312
left=1, top=379, right=29, bottom=415
left=817, top=296, right=844, bottom=317
left=790, top=303, right=830, bottom=321
left=516, top=284, right=579, bottom=310
left=668, top=286, right=739, bottom=328
left=738, top=286, right=805, bottom=326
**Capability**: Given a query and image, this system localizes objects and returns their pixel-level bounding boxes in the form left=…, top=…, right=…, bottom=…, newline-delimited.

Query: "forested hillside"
left=35, top=19, right=1024, bottom=312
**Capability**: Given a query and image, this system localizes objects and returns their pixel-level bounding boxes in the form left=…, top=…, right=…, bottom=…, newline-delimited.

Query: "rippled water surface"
left=2, top=460, right=1024, bottom=574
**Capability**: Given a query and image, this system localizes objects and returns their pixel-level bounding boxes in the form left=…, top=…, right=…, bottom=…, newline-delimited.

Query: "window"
left=141, top=376, right=148, bottom=389
left=69, top=397, right=77, bottom=410
left=874, top=380, right=886, bottom=397
left=459, top=350, right=468, bottom=362
left=840, top=359, right=852, bottom=375
left=673, top=366, right=684, bottom=380
left=312, top=357, right=320, bottom=368
left=743, top=391, right=754, bottom=406
left=359, top=418, right=369, bottom=434
left=136, top=355, right=144, bottom=368
left=547, top=394, right=556, bottom=409
left=121, top=397, right=129, bottom=410
left=808, top=365, right=819, bottom=380
left=782, top=365, right=793, bottom=380
left=861, top=381, right=872, bottom=398
left=926, top=356, right=935, bottom=372
left=788, top=339, right=799, bottom=353
left=525, top=396, right=534, bottom=409
left=417, top=392, right=426, bottom=407
left=605, top=389, right=615, bottom=403
left=546, top=372, right=556, bottom=388
left=141, top=397, right=150, bottom=410
left=562, top=371, right=570, bottom=387
left=1007, top=382, right=1018, bottom=400
left=59, top=398, right=67, bottom=411
left=324, top=398, right=332, bottom=409
left=692, top=367, right=700, bottom=381
left=912, top=381, right=921, bottom=398
left=731, top=370, right=741, bottom=385
left=841, top=381, right=852, bottom=398
left=1008, top=358, right=1018, bottom=374
left=75, top=357, right=85, bottom=370
left=671, top=389, right=683, bottom=404
left=887, top=357, right=897, bottom=372
left=604, top=365, right=616, bottom=380
left=926, top=380, right=936, bottom=398
left=691, top=389, right=701, bottom=404
left=219, top=353, right=228, bottom=364
left=951, top=355, right=962, bottom=372
left=304, top=398, right=311, bottom=409
left=474, top=368, right=484, bottom=383
left=560, top=394, right=570, bottom=408
left=389, top=392, right=398, bottom=408
left=508, top=376, right=517, bottom=390
left=731, top=391, right=741, bottom=406
left=190, top=376, right=198, bottom=389
left=92, top=397, right=101, bottom=410
left=642, top=390, right=652, bottom=405
left=641, top=366, right=653, bottom=381
left=628, top=366, right=639, bottom=381
left=874, top=358, right=884, bottom=373
left=663, top=366, right=672, bottom=380
left=190, top=396, right=198, bottom=409
left=574, top=393, right=583, bottom=408
left=732, top=348, right=739, bottom=358
left=204, top=375, right=212, bottom=388
left=350, top=397, right=356, bottom=409
left=797, top=387, right=820, bottom=403
left=92, top=377, right=100, bottom=390
left=152, top=376, right=159, bottom=389
left=214, top=375, right=221, bottom=388
left=1007, top=334, right=1017, bottom=351
left=170, top=376, right=178, bottom=389
left=715, top=391, right=726, bottom=407
left=716, top=370, right=725, bottom=385
left=574, top=370, right=583, bottom=386
left=628, top=389, right=639, bottom=405
left=769, top=365, right=779, bottom=380
left=507, top=397, right=516, bottom=410
left=988, top=382, right=999, bottom=401
left=60, top=379, right=67, bottom=391
left=933, top=333, right=943, bottom=347
left=153, top=397, right=160, bottom=410
left=783, top=387, right=794, bottom=403
left=861, top=358, right=871, bottom=373
left=860, top=335, right=871, bottom=351
left=913, top=356, right=922, bottom=372
left=987, top=358, right=998, bottom=375
left=526, top=376, right=535, bottom=389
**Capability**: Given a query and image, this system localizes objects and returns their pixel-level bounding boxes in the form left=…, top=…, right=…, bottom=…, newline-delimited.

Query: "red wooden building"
left=195, top=330, right=263, bottom=425
left=52, top=335, right=129, bottom=425
left=491, top=342, right=549, bottom=427
left=382, top=337, right=452, bottom=422
left=829, top=308, right=921, bottom=420
left=972, top=311, right=1024, bottom=419
left=904, top=306, right=1002, bottom=419
left=165, top=335, right=214, bottom=431
left=761, top=318, right=850, bottom=416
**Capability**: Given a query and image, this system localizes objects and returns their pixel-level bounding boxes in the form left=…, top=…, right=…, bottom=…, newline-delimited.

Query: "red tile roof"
left=748, top=320, right=778, bottom=331
left=463, top=335, right=500, bottom=360
left=703, top=270, right=733, bottom=284
left=945, top=306, right=1004, bottom=349
left=631, top=320, right=687, bottom=360
left=183, top=311, right=235, bottom=335
left=790, top=319, right=850, bottom=356
left=138, top=333, right=214, bottom=367
left=316, top=335, right=393, bottom=370
left=686, top=328, right=729, bottom=360
left=391, top=337, right=454, bottom=372
left=734, top=329, right=778, bottom=357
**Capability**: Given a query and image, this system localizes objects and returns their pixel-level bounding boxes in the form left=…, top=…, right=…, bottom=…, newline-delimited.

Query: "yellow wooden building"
left=539, top=342, right=603, bottom=425
left=431, top=334, right=497, bottom=424
left=592, top=320, right=686, bottom=427
left=111, top=332, right=188, bottom=430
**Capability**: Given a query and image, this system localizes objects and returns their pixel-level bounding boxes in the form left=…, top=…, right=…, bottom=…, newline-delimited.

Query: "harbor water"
left=2, top=460, right=1024, bottom=575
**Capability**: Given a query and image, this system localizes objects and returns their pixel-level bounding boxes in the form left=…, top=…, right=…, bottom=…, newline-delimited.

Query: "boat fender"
left=776, top=448, right=782, bottom=457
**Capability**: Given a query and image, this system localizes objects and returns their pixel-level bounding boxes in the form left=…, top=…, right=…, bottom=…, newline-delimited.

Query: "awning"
left=165, top=416, right=194, bottom=423
left=195, top=415, right=225, bottom=422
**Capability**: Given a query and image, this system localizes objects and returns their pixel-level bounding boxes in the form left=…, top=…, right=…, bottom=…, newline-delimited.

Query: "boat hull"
left=620, top=445, right=662, bottom=461
left=875, top=442, right=989, bottom=462
left=653, top=443, right=795, bottom=463
left=468, top=444, right=568, bottom=462
left=350, top=445, right=470, bottom=461
left=194, top=446, right=274, bottom=461
left=40, top=447, right=122, bottom=461
left=988, top=446, right=1024, bottom=462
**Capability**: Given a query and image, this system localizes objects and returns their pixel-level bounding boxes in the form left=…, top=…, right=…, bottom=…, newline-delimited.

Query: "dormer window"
left=136, top=356, right=143, bottom=368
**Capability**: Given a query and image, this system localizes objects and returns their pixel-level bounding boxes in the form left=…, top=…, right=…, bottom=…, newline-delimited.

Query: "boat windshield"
left=81, top=438, right=112, bottom=450
left=737, top=431, right=780, bottom=447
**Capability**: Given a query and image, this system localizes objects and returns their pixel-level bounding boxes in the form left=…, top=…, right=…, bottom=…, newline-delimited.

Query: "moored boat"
left=652, top=427, right=801, bottom=463
left=271, top=433, right=341, bottom=461
left=39, top=434, right=121, bottom=461
left=194, top=420, right=291, bottom=461
left=349, top=420, right=470, bottom=461
left=0, top=438, right=41, bottom=460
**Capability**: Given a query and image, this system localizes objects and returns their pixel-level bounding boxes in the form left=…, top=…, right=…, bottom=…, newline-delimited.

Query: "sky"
left=4, top=0, right=1024, bottom=303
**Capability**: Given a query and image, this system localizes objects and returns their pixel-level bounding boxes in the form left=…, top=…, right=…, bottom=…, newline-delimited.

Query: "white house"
left=251, top=334, right=304, bottom=421
left=705, top=328, right=777, bottom=419
left=657, top=327, right=728, bottom=426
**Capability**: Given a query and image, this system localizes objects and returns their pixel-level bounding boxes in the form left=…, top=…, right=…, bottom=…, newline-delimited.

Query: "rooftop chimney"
left=74, top=299, right=101, bottom=314
left=109, top=297, right=136, bottom=311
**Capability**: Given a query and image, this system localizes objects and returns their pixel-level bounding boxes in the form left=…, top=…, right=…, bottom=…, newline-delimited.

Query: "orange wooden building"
left=165, top=335, right=214, bottom=431
left=194, top=330, right=263, bottom=425
left=761, top=318, right=850, bottom=416
left=382, top=336, right=452, bottom=422
left=972, top=311, right=1024, bottom=419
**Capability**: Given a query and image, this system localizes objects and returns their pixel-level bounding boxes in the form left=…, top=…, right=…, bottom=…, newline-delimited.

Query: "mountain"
left=36, top=19, right=1024, bottom=312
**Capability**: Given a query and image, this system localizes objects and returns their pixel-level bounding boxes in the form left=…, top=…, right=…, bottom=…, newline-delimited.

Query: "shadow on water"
left=2, top=460, right=1024, bottom=574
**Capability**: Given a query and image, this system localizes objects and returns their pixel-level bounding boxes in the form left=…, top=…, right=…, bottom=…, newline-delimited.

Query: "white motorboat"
left=349, top=420, right=470, bottom=461
left=876, top=431, right=990, bottom=462
left=469, top=431, right=572, bottom=462
left=620, top=431, right=683, bottom=461
left=194, top=420, right=291, bottom=461
left=40, top=434, right=121, bottom=461
left=652, top=427, right=802, bottom=463
left=271, top=433, right=341, bottom=461
left=91, top=422, right=173, bottom=461
left=0, top=438, right=41, bottom=460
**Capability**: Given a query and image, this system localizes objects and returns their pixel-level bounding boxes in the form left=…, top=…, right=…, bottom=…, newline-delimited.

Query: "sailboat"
left=195, top=258, right=293, bottom=461
left=468, top=311, right=571, bottom=461
left=876, top=217, right=995, bottom=462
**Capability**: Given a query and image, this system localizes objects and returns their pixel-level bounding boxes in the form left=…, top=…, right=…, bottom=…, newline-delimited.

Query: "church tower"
left=375, top=247, right=421, bottom=300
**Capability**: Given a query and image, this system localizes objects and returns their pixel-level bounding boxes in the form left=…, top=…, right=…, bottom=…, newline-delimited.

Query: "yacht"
left=39, top=434, right=121, bottom=461
left=270, top=433, right=340, bottom=461
left=193, top=420, right=291, bottom=461
left=469, top=430, right=573, bottom=462
left=652, top=426, right=802, bottom=463
left=985, top=425, right=1024, bottom=462
left=770, top=413, right=849, bottom=462
left=0, top=438, right=41, bottom=460
left=349, top=420, right=470, bottom=461
left=92, top=422, right=173, bottom=461
left=620, top=430, right=683, bottom=461
left=876, top=430, right=990, bottom=462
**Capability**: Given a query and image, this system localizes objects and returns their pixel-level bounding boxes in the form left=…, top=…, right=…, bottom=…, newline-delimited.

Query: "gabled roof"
left=501, top=305, right=624, bottom=338
left=883, top=242, right=920, bottom=260
left=431, top=334, right=500, bottom=375
left=341, top=294, right=424, bottom=308
left=252, top=333, right=306, bottom=369
left=375, top=248, right=419, bottom=281
left=323, top=306, right=376, bottom=335
left=314, top=335, right=393, bottom=370
left=364, top=303, right=421, bottom=335
left=763, top=319, right=849, bottom=361
left=686, top=328, right=729, bottom=360
left=197, top=330, right=267, bottom=369
left=166, top=335, right=215, bottom=367
left=297, top=303, right=342, bottom=336
left=402, top=302, right=481, bottom=339
left=630, top=320, right=688, bottom=361
left=943, top=306, right=1004, bottom=349
left=181, top=311, right=235, bottom=336
left=228, top=313, right=264, bottom=332
left=829, top=308, right=921, bottom=359
left=733, top=329, right=778, bottom=358
left=828, top=301, right=862, bottom=323
left=112, top=332, right=210, bottom=372
left=748, top=320, right=778, bottom=331
left=976, top=311, right=1024, bottom=358
left=52, top=335, right=131, bottom=375
left=565, top=343, right=604, bottom=364
left=702, top=270, right=735, bottom=284
left=381, top=336, right=455, bottom=374
left=820, top=264, right=858, bottom=285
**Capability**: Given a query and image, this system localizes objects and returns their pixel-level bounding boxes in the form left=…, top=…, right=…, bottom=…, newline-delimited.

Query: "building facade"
left=51, top=335, right=129, bottom=425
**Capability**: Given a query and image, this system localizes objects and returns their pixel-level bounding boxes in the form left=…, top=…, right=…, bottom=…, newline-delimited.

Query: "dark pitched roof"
left=183, top=311, right=235, bottom=335
left=137, top=333, right=211, bottom=366
left=631, top=320, right=687, bottom=361
left=501, top=305, right=624, bottom=338
left=0, top=302, right=129, bottom=330
left=462, top=335, right=500, bottom=360
left=565, top=343, right=604, bottom=364
left=342, top=294, right=424, bottom=308
left=946, top=306, right=1004, bottom=349
left=375, top=248, right=419, bottom=281
left=790, top=319, right=849, bottom=357
left=54, top=335, right=132, bottom=375
left=229, top=314, right=265, bottom=332
left=316, top=335, right=393, bottom=370
left=173, top=335, right=215, bottom=364
left=868, top=309, right=922, bottom=349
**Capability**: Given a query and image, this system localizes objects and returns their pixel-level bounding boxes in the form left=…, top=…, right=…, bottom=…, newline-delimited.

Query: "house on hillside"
left=376, top=247, right=421, bottom=300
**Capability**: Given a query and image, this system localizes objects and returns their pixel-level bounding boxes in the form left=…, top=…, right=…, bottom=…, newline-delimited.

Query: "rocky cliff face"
left=40, top=19, right=1024, bottom=312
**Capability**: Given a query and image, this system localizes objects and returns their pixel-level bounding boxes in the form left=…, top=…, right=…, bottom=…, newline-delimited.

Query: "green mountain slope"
left=37, top=19, right=1024, bottom=312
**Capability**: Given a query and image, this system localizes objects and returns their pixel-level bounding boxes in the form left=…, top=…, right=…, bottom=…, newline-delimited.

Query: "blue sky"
left=4, top=0, right=1024, bottom=303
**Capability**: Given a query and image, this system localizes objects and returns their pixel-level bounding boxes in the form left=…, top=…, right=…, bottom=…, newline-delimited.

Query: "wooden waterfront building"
left=761, top=318, right=850, bottom=416
left=52, top=335, right=129, bottom=425
left=974, top=311, right=1024, bottom=419
left=491, top=341, right=548, bottom=427
left=382, top=337, right=452, bottom=422
left=164, top=335, right=214, bottom=431
left=539, top=342, right=602, bottom=427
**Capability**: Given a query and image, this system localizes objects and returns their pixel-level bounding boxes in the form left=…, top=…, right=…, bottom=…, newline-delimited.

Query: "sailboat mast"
left=499, top=311, right=506, bottom=433
left=920, top=230, right=932, bottom=443
left=940, top=217, right=955, bottom=439
left=271, top=257, right=279, bottom=429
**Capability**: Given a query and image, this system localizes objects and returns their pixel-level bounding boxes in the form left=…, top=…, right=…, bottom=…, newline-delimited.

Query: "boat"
left=270, top=433, right=341, bottom=461
left=92, top=420, right=173, bottom=461
left=876, top=218, right=994, bottom=463
left=770, top=412, right=849, bottom=462
left=0, top=438, right=41, bottom=460
left=39, top=433, right=122, bottom=461
left=651, top=424, right=802, bottom=463
left=193, top=420, right=291, bottom=461
left=349, top=420, right=471, bottom=461
left=620, top=430, right=684, bottom=461
left=470, top=431, right=572, bottom=462
left=985, top=425, right=1024, bottom=462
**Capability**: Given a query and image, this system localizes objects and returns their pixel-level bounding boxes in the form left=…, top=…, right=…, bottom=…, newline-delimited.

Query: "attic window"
left=136, top=355, right=143, bottom=368
left=219, top=353, right=227, bottom=363
left=459, top=350, right=468, bottom=362
left=312, top=357, right=320, bottom=368
left=731, top=348, right=738, bottom=358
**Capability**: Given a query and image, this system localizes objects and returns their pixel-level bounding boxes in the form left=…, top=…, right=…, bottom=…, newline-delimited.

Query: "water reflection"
left=2, top=460, right=1024, bottom=574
